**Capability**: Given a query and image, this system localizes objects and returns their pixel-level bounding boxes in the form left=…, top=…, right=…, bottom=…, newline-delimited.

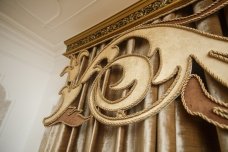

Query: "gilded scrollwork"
left=153, top=0, right=228, bottom=25
left=92, top=55, right=152, bottom=111
left=44, top=24, right=228, bottom=129
left=60, top=50, right=89, bottom=89
left=43, top=51, right=89, bottom=126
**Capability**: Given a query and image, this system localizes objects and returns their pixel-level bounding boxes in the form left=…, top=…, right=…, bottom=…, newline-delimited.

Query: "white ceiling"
left=0, top=0, right=139, bottom=53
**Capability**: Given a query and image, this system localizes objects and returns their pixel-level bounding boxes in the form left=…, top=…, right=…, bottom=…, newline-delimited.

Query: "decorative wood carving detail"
left=64, top=0, right=228, bottom=56
left=154, top=0, right=228, bottom=25
left=43, top=24, right=228, bottom=129
left=64, top=0, right=200, bottom=55
left=65, top=0, right=174, bottom=53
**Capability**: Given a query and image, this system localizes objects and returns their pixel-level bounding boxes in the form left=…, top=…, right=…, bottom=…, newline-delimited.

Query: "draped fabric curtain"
left=39, top=0, right=228, bottom=151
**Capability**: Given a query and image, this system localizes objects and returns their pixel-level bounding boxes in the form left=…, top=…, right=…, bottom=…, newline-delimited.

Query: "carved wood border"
left=63, top=0, right=197, bottom=57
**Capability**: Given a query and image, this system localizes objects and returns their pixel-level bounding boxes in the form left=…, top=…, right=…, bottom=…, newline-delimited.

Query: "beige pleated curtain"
left=39, top=0, right=228, bottom=152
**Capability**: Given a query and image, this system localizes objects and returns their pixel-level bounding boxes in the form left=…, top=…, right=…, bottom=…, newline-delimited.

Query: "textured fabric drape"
left=39, top=1, right=228, bottom=151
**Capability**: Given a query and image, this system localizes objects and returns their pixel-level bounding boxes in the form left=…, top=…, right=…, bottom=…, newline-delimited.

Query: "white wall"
left=0, top=14, right=69, bottom=152
left=23, top=54, right=68, bottom=152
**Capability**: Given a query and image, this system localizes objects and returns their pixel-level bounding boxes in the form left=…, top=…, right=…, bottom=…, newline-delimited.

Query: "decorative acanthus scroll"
left=43, top=24, right=228, bottom=129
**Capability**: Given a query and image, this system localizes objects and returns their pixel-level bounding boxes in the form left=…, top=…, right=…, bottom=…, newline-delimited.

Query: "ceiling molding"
left=0, top=0, right=140, bottom=54
left=16, top=0, right=97, bottom=29
left=64, top=0, right=197, bottom=56
left=45, top=0, right=97, bottom=29
left=16, top=0, right=61, bottom=25
left=0, top=19, right=56, bottom=73
left=0, top=13, right=57, bottom=54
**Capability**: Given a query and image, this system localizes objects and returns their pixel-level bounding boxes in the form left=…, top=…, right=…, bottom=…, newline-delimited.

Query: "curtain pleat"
left=225, top=6, right=228, bottom=28
left=114, top=38, right=135, bottom=152
left=78, top=46, right=100, bottom=152
left=194, top=1, right=228, bottom=152
left=124, top=39, right=139, bottom=152
left=66, top=53, right=91, bottom=152
left=173, top=10, right=195, bottom=152
left=39, top=1, right=228, bottom=151
left=156, top=13, right=176, bottom=152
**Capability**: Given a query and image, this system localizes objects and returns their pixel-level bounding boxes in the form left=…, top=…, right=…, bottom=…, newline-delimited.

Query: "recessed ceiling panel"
left=46, top=0, right=96, bottom=28
left=17, top=0, right=60, bottom=24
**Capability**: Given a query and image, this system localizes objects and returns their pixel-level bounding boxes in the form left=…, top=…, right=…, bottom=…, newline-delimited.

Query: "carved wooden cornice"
left=64, top=0, right=198, bottom=57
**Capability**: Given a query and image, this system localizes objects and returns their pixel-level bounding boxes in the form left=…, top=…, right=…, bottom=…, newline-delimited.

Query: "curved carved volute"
left=43, top=24, right=228, bottom=129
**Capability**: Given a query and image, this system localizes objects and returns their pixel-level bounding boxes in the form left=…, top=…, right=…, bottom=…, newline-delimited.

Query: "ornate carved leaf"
left=60, top=50, right=89, bottom=88
left=43, top=50, right=89, bottom=126
left=79, top=45, right=119, bottom=84
left=43, top=84, right=82, bottom=126
left=49, top=107, right=91, bottom=127
left=182, top=74, right=228, bottom=129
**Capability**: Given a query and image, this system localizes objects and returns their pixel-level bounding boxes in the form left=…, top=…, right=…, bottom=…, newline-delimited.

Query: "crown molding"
left=64, top=0, right=197, bottom=57
left=0, top=22, right=55, bottom=73
left=0, top=13, right=57, bottom=55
